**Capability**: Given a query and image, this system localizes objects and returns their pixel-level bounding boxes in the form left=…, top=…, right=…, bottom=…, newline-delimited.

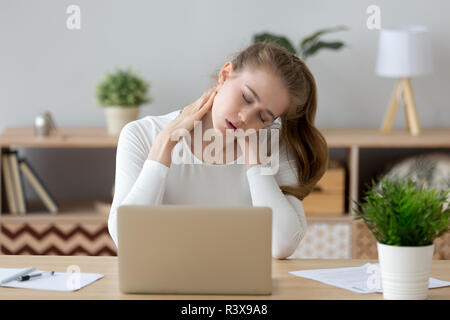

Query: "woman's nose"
left=238, top=108, right=252, bottom=126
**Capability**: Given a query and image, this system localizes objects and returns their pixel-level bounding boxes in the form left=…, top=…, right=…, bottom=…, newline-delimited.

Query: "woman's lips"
left=226, top=119, right=237, bottom=130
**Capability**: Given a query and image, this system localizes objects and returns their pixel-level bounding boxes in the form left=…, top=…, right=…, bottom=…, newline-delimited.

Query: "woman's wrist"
left=148, top=134, right=177, bottom=168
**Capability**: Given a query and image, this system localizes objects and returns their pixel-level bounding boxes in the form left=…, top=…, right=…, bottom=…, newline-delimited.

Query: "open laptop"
left=117, top=205, right=272, bottom=295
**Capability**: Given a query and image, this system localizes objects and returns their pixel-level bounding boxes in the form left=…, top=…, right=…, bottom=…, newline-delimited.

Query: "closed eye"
left=242, top=93, right=267, bottom=123
left=242, top=93, right=250, bottom=104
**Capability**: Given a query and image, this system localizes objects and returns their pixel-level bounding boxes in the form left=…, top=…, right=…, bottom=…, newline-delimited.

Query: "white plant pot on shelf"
left=377, top=242, right=435, bottom=300
left=104, top=106, right=140, bottom=136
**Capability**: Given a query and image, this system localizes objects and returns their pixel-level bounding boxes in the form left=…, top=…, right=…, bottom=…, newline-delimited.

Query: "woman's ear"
left=218, top=61, right=234, bottom=85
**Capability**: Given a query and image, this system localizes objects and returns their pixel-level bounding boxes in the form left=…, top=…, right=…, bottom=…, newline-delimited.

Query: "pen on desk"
left=17, top=271, right=55, bottom=282
left=0, top=267, right=36, bottom=285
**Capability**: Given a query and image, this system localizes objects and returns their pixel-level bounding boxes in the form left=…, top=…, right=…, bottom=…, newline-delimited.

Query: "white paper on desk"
left=289, top=263, right=450, bottom=294
left=0, top=268, right=104, bottom=292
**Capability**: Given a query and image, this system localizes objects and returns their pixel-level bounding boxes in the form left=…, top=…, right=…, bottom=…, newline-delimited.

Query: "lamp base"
left=380, top=77, right=421, bottom=136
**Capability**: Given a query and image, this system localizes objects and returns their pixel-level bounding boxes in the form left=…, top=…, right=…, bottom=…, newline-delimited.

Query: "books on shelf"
left=1, top=151, right=58, bottom=215
left=9, top=152, right=27, bottom=215
left=1, top=151, right=18, bottom=215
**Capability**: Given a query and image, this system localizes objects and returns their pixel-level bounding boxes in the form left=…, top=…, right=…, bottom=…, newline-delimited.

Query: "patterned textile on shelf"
left=0, top=222, right=117, bottom=256
left=290, top=222, right=351, bottom=259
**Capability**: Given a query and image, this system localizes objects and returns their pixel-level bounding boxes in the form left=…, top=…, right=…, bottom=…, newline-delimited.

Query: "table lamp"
left=375, top=26, right=433, bottom=136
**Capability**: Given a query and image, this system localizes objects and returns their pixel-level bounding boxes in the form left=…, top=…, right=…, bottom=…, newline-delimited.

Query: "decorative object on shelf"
left=34, top=111, right=58, bottom=138
left=353, top=177, right=450, bottom=300
left=375, top=26, right=433, bottom=136
left=96, top=68, right=152, bottom=136
left=253, top=25, right=348, bottom=61
left=379, top=152, right=450, bottom=208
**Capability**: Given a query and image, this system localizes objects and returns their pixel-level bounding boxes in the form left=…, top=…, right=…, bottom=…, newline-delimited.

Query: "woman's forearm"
left=246, top=165, right=306, bottom=259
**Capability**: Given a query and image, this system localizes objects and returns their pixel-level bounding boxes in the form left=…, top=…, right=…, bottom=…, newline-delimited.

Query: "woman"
left=108, top=42, right=328, bottom=259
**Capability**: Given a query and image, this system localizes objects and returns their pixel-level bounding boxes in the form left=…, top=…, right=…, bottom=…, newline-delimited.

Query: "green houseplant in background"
left=353, top=176, right=450, bottom=300
left=96, top=68, right=152, bottom=135
left=253, top=26, right=348, bottom=61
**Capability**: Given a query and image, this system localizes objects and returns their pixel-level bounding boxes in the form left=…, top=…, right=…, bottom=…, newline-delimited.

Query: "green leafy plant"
left=96, top=68, right=152, bottom=107
left=353, top=176, right=450, bottom=246
left=253, top=26, right=348, bottom=61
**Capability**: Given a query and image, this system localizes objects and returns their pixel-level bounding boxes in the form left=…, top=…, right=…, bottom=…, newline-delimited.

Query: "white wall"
left=1, top=0, right=449, bottom=200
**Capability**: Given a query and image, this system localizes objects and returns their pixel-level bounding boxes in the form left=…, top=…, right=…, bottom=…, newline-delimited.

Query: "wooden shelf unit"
left=0, top=127, right=118, bottom=214
left=0, top=126, right=449, bottom=258
left=322, top=127, right=450, bottom=215
left=0, top=127, right=118, bottom=256
left=291, top=127, right=450, bottom=259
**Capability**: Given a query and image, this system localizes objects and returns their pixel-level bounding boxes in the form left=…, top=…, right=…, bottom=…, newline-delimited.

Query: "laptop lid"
left=117, top=205, right=272, bottom=295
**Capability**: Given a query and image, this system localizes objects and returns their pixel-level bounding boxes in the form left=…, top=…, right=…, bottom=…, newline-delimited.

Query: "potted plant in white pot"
left=96, top=68, right=152, bottom=135
left=353, top=176, right=450, bottom=300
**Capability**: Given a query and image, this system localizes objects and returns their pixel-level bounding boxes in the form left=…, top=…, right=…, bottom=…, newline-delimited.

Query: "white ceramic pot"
left=104, top=106, right=140, bottom=136
left=377, top=242, right=435, bottom=300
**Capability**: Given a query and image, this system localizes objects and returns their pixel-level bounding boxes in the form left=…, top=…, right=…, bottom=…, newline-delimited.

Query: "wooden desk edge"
left=0, top=256, right=448, bottom=300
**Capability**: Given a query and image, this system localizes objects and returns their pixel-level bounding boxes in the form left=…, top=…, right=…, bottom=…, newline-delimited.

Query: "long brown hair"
left=213, top=41, right=329, bottom=201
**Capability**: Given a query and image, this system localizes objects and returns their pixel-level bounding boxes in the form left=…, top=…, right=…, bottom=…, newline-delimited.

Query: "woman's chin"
left=208, top=125, right=224, bottom=136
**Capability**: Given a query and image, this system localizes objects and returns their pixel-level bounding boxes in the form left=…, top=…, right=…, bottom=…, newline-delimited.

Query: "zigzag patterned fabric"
left=0, top=223, right=117, bottom=256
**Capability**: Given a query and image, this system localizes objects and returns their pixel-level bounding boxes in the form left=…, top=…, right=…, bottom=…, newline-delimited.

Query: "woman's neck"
left=189, top=109, right=239, bottom=164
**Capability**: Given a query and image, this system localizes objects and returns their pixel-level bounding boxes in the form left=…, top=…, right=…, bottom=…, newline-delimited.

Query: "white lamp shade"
left=375, top=26, right=433, bottom=78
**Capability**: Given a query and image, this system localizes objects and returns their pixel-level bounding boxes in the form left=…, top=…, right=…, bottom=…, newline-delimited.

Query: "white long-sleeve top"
left=108, top=109, right=307, bottom=259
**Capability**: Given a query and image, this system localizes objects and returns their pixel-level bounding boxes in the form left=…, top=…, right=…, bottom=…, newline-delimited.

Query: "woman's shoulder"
left=140, top=109, right=181, bottom=132
left=117, top=109, right=181, bottom=154
left=121, top=109, right=181, bottom=138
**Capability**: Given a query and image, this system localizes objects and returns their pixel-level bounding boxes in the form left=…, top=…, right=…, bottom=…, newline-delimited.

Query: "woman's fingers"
left=179, top=86, right=217, bottom=122
left=199, top=87, right=215, bottom=104
left=190, top=87, right=214, bottom=112
left=195, top=89, right=217, bottom=119
left=199, top=90, right=210, bottom=103
left=164, top=86, right=218, bottom=145
left=204, top=88, right=217, bottom=108
left=196, top=87, right=216, bottom=110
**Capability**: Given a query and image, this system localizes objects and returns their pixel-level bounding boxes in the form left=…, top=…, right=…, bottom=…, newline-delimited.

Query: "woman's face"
left=211, top=62, right=290, bottom=136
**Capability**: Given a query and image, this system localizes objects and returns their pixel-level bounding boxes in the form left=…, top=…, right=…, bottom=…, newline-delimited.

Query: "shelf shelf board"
left=306, top=213, right=353, bottom=223
left=0, top=199, right=111, bottom=223
left=1, top=200, right=354, bottom=224
left=321, top=127, right=450, bottom=148
left=0, top=127, right=118, bottom=148
left=2, top=126, right=450, bottom=149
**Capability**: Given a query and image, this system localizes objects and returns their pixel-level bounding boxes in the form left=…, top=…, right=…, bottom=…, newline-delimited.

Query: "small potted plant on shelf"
left=96, top=68, right=152, bottom=135
left=353, top=176, right=450, bottom=300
